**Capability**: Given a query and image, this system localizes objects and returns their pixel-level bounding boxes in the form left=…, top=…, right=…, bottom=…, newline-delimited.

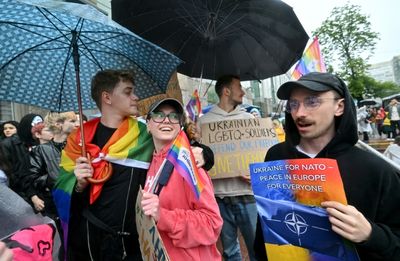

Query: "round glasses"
left=149, top=111, right=182, bottom=124
left=286, top=96, right=341, bottom=113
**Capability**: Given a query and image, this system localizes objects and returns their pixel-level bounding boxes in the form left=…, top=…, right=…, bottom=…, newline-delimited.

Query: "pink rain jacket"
left=145, top=146, right=223, bottom=260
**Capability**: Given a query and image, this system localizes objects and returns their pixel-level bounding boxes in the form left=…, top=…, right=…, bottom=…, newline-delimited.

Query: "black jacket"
left=0, top=135, right=31, bottom=199
left=24, top=141, right=64, bottom=218
left=254, top=79, right=400, bottom=260
left=26, top=141, right=64, bottom=197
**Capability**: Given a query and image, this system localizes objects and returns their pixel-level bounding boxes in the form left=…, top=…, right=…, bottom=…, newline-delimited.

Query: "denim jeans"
left=217, top=197, right=258, bottom=261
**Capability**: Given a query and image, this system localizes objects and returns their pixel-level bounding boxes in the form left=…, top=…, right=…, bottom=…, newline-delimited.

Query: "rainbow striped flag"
left=292, top=37, right=327, bottom=79
left=186, top=89, right=202, bottom=121
left=165, top=130, right=204, bottom=199
left=52, top=117, right=154, bottom=253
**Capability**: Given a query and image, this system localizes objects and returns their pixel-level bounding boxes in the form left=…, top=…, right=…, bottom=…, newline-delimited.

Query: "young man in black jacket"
left=254, top=72, right=400, bottom=260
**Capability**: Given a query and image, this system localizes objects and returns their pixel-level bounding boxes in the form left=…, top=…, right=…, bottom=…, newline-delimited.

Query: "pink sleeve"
left=156, top=168, right=223, bottom=248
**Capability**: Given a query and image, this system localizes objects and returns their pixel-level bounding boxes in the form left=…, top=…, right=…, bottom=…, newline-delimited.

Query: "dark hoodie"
left=254, top=75, right=400, bottom=260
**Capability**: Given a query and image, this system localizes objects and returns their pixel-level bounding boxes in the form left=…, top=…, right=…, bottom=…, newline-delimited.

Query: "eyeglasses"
left=149, top=111, right=182, bottom=124
left=286, top=96, right=341, bottom=113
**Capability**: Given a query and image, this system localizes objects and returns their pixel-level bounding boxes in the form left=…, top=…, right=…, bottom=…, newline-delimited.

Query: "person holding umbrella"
left=53, top=69, right=213, bottom=260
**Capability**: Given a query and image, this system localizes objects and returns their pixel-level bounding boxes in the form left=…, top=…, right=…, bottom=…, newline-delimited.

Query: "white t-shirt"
left=296, top=146, right=317, bottom=158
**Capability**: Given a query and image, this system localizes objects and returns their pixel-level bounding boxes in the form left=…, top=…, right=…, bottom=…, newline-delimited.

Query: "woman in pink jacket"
left=141, top=98, right=222, bottom=260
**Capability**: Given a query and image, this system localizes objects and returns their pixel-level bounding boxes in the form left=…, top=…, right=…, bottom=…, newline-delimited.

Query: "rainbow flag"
left=250, top=159, right=359, bottom=261
left=186, top=89, right=202, bottom=121
left=52, top=117, right=154, bottom=253
left=165, top=130, right=204, bottom=199
left=292, top=37, right=327, bottom=79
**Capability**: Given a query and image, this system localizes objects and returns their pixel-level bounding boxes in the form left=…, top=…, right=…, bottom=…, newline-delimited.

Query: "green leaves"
left=312, top=3, right=380, bottom=97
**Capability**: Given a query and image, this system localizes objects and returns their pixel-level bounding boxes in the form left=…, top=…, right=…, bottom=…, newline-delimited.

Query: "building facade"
left=368, top=55, right=400, bottom=85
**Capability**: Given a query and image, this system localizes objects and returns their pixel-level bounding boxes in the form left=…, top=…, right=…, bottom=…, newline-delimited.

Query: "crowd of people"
left=357, top=99, right=400, bottom=142
left=0, top=70, right=399, bottom=261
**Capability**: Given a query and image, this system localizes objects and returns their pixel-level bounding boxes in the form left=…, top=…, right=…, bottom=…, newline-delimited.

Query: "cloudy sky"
left=282, top=0, right=400, bottom=64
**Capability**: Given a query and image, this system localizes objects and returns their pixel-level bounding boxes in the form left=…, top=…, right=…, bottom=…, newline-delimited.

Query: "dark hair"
left=1, top=120, right=19, bottom=139
left=91, top=69, right=135, bottom=110
left=215, top=75, right=240, bottom=98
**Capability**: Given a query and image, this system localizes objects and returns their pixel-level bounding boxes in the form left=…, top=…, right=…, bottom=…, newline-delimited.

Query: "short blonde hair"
left=45, top=111, right=76, bottom=134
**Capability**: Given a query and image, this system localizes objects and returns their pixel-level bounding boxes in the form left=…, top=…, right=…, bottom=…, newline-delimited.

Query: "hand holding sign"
left=321, top=201, right=372, bottom=243
left=141, top=191, right=161, bottom=222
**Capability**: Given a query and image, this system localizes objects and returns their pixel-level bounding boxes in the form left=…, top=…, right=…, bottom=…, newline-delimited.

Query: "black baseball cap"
left=277, top=72, right=345, bottom=100
left=147, top=98, right=184, bottom=116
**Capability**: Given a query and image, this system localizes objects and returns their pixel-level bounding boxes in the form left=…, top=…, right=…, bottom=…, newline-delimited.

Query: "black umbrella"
left=112, top=0, right=309, bottom=81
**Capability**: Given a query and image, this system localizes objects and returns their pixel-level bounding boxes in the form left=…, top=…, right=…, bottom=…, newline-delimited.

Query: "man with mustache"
left=254, top=72, right=400, bottom=260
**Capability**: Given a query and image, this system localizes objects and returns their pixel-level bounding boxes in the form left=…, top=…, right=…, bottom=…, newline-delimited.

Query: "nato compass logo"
left=261, top=200, right=333, bottom=248
left=284, top=211, right=308, bottom=236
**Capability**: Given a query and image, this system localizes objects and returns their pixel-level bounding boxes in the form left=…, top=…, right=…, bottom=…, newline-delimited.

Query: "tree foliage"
left=313, top=3, right=380, bottom=98
left=351, top=75, right=400, bottom=99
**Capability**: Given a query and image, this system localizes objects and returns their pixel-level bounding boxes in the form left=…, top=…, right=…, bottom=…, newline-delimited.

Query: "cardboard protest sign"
left=135, top=189, right=170, bottom=261
left=200, top=118, right=279, bottom=179
left=250, top=159, right=359, bottom=261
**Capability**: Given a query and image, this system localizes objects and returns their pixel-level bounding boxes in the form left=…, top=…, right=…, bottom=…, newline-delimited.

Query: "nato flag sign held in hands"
left=250, top=159, right=359, bottom=261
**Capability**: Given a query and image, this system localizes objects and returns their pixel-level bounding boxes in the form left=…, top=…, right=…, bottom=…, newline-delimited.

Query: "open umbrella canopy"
left=112, top=0, right=309, bottom=81
left=0, top=0, right=181, bottom=112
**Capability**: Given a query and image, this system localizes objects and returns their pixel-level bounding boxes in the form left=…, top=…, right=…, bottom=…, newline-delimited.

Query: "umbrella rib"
left=0, top=35, right=69, bottom=70
left=37, top=7, right=75, bottom=43
left=77, top=31, right=135, bottom=69
left=186, top=38, right=205, bottom=77
left=177, top=1, right=207, bottom=34
left=210, top=0, right=225, bottom=36
left=39, top=7, right=73, bottom=31
left=0, top=20, right=62, bottom=31
left=74, top=19, right=103, bottom=69
left=56, top=31, right=76, bottom=112
left=76, top=32, right=163, bottom=89
left=3, top=22, right=71, bottom=47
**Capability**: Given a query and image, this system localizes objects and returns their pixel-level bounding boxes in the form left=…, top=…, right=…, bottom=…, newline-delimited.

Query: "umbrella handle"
left=87, top=164, right=113, bottom=184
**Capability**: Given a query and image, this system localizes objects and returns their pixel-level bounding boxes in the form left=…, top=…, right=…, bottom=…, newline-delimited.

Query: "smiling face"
left=147, top=104, right=182, bottom=151
left=289, top=87, right=344, bottom=147
left=3, top=123, right=17, bottom=137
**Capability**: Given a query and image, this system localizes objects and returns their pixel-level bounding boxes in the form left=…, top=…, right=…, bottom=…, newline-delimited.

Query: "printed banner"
left=250, top=159, right=359, bottom=261
left=200, top=118, right=279, bottom=179
left=135, top=189, right=170, bottom=261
